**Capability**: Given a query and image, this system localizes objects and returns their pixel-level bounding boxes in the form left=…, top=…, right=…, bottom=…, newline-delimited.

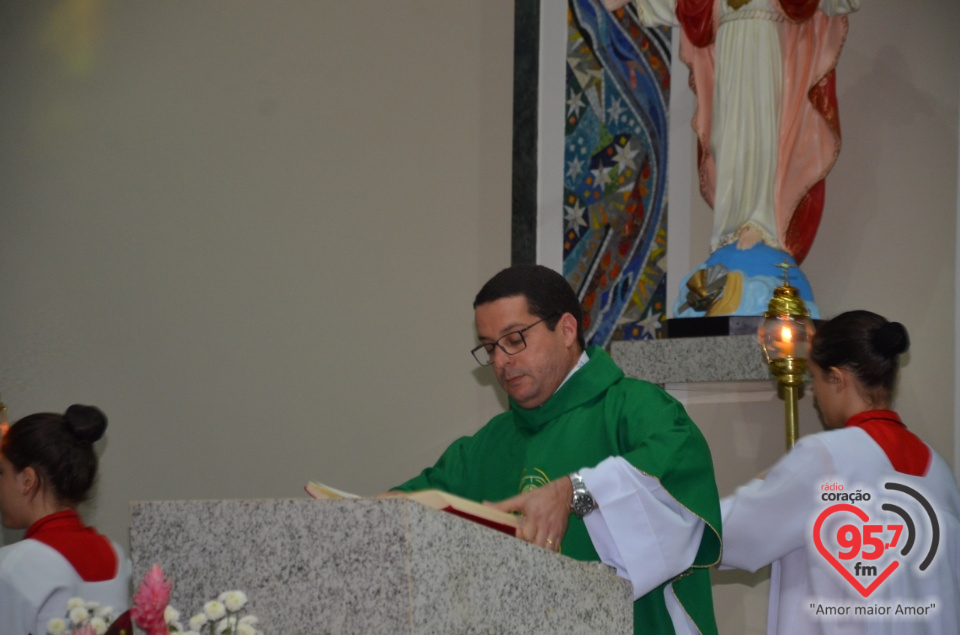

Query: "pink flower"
left=72, top=625, right=96, bottom=635
left=130, top=564, right=172, bottom=635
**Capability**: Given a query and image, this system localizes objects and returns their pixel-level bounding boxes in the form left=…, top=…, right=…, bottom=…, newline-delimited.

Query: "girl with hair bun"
left=720, top=311, right=960, bottom=634
left=0, top=405, right=131, bottom=634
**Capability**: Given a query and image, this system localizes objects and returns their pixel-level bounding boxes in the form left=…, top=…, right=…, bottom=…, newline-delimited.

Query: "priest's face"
left=474, top=295, right=580, bottom=409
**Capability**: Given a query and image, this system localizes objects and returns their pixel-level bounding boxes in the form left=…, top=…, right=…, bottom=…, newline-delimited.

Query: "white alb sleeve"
left=720, top=435, right=835, bottom=572
left=580, top=456, right=705, bottom=600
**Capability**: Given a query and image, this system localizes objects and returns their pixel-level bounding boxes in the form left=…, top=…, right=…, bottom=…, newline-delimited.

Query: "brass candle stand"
left=758, top=264, right=814, bottom=449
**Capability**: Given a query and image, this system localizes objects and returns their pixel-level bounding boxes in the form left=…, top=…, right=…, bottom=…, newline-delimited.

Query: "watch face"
left=570, top=473, right=595, bottom=518
left=572, top=492, right=596, bottom=518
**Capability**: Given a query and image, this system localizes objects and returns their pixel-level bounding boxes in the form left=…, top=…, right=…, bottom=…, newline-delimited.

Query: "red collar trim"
left=25, top=509, right=118, bottom=581
left=845, top=410, right=931, bottom=477
left=25, top=509, right=83, bottom=539
left=845, top=410, right=904, bottom=429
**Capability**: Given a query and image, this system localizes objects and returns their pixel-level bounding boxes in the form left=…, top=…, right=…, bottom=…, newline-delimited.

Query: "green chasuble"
left=395, top=347, right=722, bottom=635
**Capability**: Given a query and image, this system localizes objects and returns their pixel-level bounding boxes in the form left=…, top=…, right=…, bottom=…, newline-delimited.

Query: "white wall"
left=803, top=2, right=959, bottom=458
left=0, top=0, right=515, bottom=545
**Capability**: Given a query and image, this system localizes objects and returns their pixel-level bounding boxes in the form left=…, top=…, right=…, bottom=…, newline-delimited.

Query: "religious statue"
left=604, top=0, right=859, bottom=318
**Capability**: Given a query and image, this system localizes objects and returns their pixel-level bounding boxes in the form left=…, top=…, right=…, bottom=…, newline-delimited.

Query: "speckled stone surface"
left=129, top=499, right=632, bottom=634
left=611, top=335, right=773, bottom=384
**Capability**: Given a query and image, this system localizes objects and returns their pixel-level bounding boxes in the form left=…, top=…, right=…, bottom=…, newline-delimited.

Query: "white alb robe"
left=0, top=538, right=132, bottom=635
left=722, top=427, right=960, bottom=635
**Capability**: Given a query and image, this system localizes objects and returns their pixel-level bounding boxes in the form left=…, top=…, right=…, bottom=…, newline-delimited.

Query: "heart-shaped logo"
left=813, top=503, right=900, bottom=597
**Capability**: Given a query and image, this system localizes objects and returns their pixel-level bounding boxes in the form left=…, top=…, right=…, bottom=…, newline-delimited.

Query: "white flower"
left=203, top=601, right=226, bottom=621
left=69, top=606, right=90, bottom=625
left=66, top=598, right=86, bottom=610
left=95, top=606, right=114, bottom=618
left=238, top=615, right=258, bottom=626
left=90, top=616, right=108, bottom=635
left=215, top=617, right=230, bottom=634
left=188, top=613, right=209, bottom=631
left=46, top=617, right=68, bottom=635
left=218, top=590, right=248, bottom=612
left=165, top=605, right=181, bottom=623
left=236, top=622, right=257, bottom=635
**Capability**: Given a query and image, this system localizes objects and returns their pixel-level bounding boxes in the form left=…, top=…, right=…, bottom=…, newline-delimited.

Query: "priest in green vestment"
left=394, top=264, right=721, bottom=635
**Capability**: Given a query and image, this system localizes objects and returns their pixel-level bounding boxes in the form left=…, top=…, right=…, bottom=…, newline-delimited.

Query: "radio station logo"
left=814, top=481, right=940, bottom=598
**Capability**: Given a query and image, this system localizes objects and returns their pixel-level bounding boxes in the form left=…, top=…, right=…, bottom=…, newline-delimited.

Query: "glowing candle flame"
left=780, top=325, right=794, bottom=357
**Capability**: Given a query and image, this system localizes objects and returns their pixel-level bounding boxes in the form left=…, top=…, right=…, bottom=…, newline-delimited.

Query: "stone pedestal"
left=129, top=498, right=632, bottom=634
left=611, top=335, right=772, bottom=385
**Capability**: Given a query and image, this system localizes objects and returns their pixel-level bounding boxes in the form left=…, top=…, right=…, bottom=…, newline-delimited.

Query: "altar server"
left=0, top=404, right=131, bottom=635
left=722, top=311, right=960, bottom=634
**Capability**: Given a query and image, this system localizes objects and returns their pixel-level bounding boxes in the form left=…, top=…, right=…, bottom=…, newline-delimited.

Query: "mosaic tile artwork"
left=563, top=1, right=670, bottom=346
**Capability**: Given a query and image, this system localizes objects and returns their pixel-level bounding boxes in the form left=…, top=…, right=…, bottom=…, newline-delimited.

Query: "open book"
left=305, top=481, right=520, bottom=536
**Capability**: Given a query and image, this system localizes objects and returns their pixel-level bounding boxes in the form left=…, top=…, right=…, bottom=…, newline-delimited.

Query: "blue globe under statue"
left=674, top=243, right=820, bottom=319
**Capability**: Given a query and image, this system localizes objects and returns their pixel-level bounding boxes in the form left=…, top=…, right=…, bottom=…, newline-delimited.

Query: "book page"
left=405, top=490, right=520, bottom=531
left=305, top=481, right=520, bottom=536
left=304, top=481, right=361, bottom=500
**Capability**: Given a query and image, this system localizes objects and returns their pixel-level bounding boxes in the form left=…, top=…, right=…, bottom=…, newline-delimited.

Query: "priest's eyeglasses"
left=471, top=315, right=554, bottom=366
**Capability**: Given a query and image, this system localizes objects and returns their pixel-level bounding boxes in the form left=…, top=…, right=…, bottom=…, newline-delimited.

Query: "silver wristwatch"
left=569, top=472, right=597, bottom=518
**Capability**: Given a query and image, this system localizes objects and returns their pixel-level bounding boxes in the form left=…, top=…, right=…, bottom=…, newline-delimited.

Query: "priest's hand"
left=488, top=476, right=573, bottom=551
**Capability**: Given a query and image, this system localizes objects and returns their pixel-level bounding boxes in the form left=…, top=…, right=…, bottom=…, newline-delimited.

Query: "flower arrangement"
left=47, top=598, right=117, bottom=635
left=129, top=565, right=262, bottom=635
left=85, top=564, right=262, bottom=635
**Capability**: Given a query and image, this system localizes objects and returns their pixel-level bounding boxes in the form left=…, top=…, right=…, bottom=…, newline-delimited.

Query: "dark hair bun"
left=64, top=404, right=108, bottom=444
left=872, top=322, right=910, bottom=359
